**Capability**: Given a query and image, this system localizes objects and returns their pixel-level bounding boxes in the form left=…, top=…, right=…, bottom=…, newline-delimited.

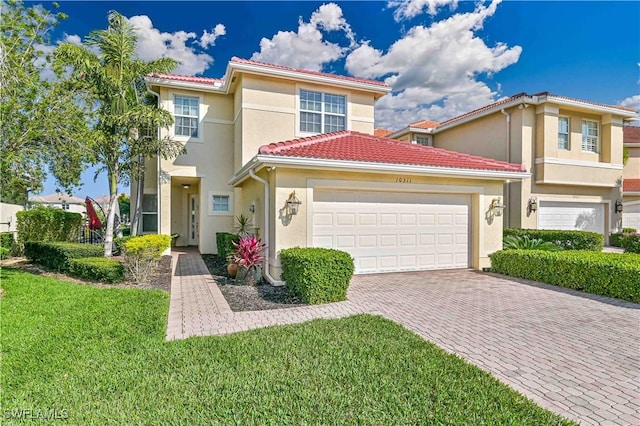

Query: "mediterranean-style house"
left=389, top=93, right=638, bottom=238
left=622, top=126, right=640, bottom=230
left=137, top=57, right=530, bottom=281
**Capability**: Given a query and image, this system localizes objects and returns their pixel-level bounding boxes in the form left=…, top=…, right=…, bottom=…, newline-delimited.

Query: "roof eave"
left=539, top=95, right=638, bottom=118
left=228, top=155, right=530, bottom=186
left=145, top=76, right=225, bottom=93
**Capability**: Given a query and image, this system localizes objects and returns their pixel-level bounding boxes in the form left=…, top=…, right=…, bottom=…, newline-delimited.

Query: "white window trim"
left=558, top=116, right=570, bottom=150
left=413, top=135, right=432, bottom=146
left=170, top=92, right=203, bottom=143
left=581, top=119, right=599, bottom=153
left=295, top=85, right=350, bottom=137
left=208, top=191, right=233, bottom=216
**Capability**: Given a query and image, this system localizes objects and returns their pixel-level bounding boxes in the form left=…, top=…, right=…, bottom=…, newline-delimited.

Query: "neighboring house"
left=28, top=193, right=86, bottom=215
left=390, top=93, right=637, bottom=239
left=138, top=57, right=529, bottom=279
left=622, top=126, right=640, bottom=230
left=391, top=119, right=440, bottom=146
left=373, top=128, right=393, bottom=138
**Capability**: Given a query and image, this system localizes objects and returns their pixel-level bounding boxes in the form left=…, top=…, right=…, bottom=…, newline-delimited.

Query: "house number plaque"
left=395, top=177, right=412, bottom=183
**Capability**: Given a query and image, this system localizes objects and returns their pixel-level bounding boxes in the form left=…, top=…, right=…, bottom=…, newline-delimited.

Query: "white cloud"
left=251, top=3, right=355, bottom=71
left=620, top=94, right=640, bottom=123
left=388, top=0, right=458, bottom=21
left=346, top=0, right=521, bottom=129
left=127, top=15, right=224, bottom=75
left=199, top=24, right=226, bottom=48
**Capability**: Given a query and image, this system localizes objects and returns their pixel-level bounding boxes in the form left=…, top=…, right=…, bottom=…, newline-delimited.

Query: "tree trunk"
left=130, top=154, right=144, bottom=236
left=103, top=172, right=118, bottom=257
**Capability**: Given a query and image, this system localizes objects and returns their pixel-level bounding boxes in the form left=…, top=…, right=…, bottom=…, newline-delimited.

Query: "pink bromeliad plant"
left=231, top=235, right=266, bottom=270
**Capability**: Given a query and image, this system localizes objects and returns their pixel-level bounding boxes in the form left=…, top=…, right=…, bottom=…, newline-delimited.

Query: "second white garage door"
left=312, top=190, right=470, bottom=274
left=622, top=202, right=640, bottom=230
left=538, top=201, right=605, bottom=234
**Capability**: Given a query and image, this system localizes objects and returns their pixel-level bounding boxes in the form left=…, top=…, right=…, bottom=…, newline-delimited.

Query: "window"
left=174, top=95, right=199, bottom=138
left=299, top=89, right=346, bottom=134
left=208, top=191, right=233, bottom=216
left=582, top=120, right=599, bottom=153
left=141, top=194, right=158, bottom=233
left=558, top=117, right=570, bottom=150
left=61, top=202, right=70, bottom=210
left=414, top=135, right=432, bottom=146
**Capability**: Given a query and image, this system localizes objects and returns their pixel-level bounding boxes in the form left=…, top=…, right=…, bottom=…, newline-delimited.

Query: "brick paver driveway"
left=349, top=270, right=640, bottom=426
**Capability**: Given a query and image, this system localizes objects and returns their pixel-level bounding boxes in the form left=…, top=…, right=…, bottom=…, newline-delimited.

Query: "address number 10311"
left=395, top=177, right=412, bottom=183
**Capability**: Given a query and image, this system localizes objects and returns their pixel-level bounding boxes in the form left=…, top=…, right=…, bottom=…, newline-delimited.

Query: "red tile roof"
left=148, top=73, right=223, bottom=86
left=259, top=131, right=526, bottom=173
left=410, top=120, right=440, bottom=129
left=374, top=128, right=393, bottom=137
left=230, top=57, right=389, bottom=88
left=624, top=126, right=640, bottom=143
left=624, top=179, right=640, bottom=192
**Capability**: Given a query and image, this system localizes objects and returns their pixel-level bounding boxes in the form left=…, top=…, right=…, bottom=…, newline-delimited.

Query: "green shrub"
left=113, top=236, right=132, bottom=256
left=68, top=257, right=124, bottom=283
left=16, top=206, right=83, bottom=253
left=280, top=248, right=354, bottom=304
left=216, top=232, right=240, bottom=261
left=0, top=232, right=15, bottom=256
left=620, top=233, right=640, bottom=254
left=123, top=234, right=171, bottom=284
left=0, top=247, right=9, bottom=260
left=609, top=233, right=625, bottom=247
left=121, top=227, right=131, bottom=237
left=490, top=250, right=640, bottom=303
left=24, top=242, right=103, bottom=271
left=503, top=235, right=561, bottom=251
left=504, top=229, right=603, bottom=251
left=623, top=228, right=637, bottom=233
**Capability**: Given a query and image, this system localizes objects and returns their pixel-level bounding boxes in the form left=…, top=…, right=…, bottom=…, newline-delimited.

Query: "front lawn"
left=0, top=269, right=574, bottom=425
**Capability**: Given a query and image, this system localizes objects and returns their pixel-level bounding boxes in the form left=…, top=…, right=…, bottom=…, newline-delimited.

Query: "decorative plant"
left=233, top=214, right=254, bottom=237
left=503, top=235, right=562, bottom=251
left=231, top=235, right=266, bottom=269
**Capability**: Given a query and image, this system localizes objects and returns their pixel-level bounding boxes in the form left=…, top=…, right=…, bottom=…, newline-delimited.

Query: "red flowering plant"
left=231, top=235, right=266, bottom=270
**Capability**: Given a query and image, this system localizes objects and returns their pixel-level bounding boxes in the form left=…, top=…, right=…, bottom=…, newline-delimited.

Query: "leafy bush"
left=216, top=232, right=240, bottom=261
left=504, top=229, right=603, bottom=251
left=0, top=232, right=15, bottom=256
left=68, top=257, right=124, bottom=283
left=490, top=250, right=640, bottom=303
left=611, top=228, right=638, bottom=248
left=0, top=247, right=9, bottom=260
left=620, top=233, right=640, bottom=254
left=280, top=248, right=354, bottom=304
left=623, top=228, right=637, bottom=233
left=16, top=206, right=83, bottom=253
left=123, top=234, right=171, bottom=284
left=503, top=235, right=561, bottom=251
left=24, top=242, right=103, bottom=271
left=113, top=236, right=132, bottom=256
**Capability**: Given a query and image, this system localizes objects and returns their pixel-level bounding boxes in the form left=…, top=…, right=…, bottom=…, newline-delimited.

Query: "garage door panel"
left=313, top=190, right=470, bottom=274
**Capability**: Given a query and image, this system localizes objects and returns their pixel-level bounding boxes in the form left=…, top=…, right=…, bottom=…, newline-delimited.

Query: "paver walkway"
left=167, top=248, right=640, bottom=426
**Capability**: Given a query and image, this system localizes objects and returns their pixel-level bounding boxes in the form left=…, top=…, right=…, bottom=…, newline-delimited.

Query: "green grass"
left=0, top=269, right=575, bottom=425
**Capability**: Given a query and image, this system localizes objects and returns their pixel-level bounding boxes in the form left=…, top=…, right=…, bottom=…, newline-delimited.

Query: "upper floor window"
left=174, top=95, right=199, bottom=138
left=581, top=120, right=599, bottom=153
left=414, top=135, right=432, bottom=146
left=558, top=117, right=570, bottom=150
left=61, top=202, right=69, bottom=210
left=299, top=90, right=346, bottom=134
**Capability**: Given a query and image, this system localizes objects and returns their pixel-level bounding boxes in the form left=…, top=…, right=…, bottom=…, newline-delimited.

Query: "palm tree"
left=54, top=11, right=185, bottom=256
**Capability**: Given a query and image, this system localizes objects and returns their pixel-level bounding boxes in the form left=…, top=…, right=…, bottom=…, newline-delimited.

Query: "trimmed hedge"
left=280, top=247, right=354, bottom=304
left=123, top=234, right=171, bottom=284
left=504, top=229, right=603, bottom=251
left=68, top=257, right=124, bottom=283
left=610, top=233, right=625, bottom=247
left=0, top=232, right=15, bottom=256
left=620, top=233, right=640, bottom=254
left=216, top=232, right=240, bottom=261
left=16, top=206, right=83, bottom=248
left=24, top=242, right=103, bottom=271
left=0, top=247, right=9, bottom=260
left=490, top=250, right=640, bottom=303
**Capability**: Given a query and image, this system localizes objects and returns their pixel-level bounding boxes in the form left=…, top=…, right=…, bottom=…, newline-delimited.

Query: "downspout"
left=248, top=168, right=286, bottom=286
left=146, top=85, right=162, bottom=236
left=501, top=108, right=511, bottom=227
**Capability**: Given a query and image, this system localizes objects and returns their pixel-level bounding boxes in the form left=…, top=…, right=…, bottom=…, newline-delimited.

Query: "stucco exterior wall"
left=0, top=203, right=24, bottom=233
left=434, top=112, right=509, bottom=161
left=623, top=145, right=640, bottom=180
left=239, top=167, right=505, bottom=279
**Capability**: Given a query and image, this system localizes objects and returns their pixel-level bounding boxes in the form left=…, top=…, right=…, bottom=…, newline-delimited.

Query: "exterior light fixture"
left=248, top=203, right=255, bottom=213
left=491, top=197, right=506, bottom=217
left=286, top=191, right=302, bottom=216
left=615, top=199, right=623, bottom=214
left=182, top=184, right=190, bottom=190
left=528, top=197, right=538, bottom=213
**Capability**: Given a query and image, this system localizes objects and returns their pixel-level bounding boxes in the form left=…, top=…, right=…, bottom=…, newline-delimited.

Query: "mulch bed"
left=201, top=254, right=306, bottom=312
left=1, top=256, right=172, bottom=292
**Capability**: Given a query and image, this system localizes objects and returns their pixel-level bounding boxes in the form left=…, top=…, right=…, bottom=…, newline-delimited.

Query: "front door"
left=189, top=194, right=199, bottom=246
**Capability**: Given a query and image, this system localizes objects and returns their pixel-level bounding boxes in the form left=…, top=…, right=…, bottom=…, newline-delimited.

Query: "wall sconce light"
left=491, top=197, right=506, bottom=217
left=248, top=203, right=255, bottom=213
left=286, top=191, right=302, bottom=216
left=615, top=199, right=623, bottom=214
left=528, top=197, right=538, bottom=214
left=182, top=184, right=190, bottom=190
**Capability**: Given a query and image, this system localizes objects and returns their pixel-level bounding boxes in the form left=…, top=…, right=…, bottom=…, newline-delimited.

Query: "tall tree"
left=1, top=0, right=92, bottom=203
left=54, top=11, right=185, bottom=256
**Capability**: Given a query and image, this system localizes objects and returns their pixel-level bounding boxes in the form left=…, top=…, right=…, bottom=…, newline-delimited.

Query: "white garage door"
left=312, top=190, right=470, bottom=274
left=622, top=202, right=640, bottom=230
left=538, top=201, right=605, bottom=234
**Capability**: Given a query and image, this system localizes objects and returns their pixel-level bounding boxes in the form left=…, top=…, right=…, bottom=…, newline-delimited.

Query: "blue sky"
left=37, top=0, right=639, bottom=198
